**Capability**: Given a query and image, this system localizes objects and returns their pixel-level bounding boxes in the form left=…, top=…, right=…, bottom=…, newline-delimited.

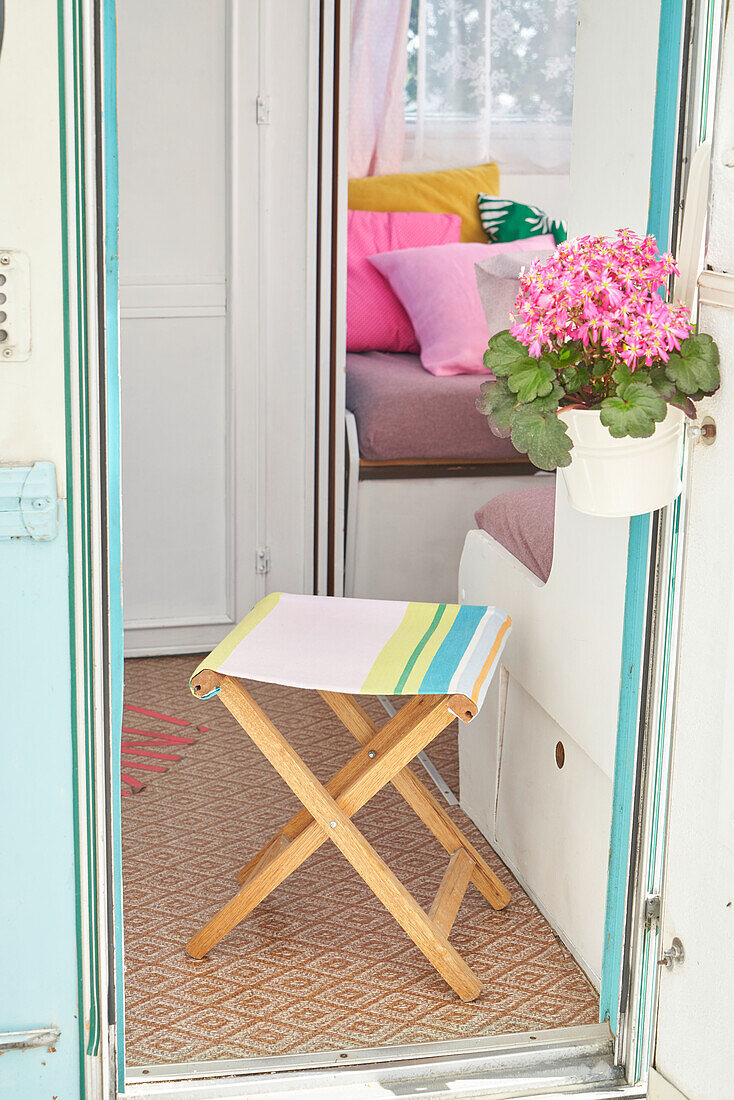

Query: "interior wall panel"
left=117, top=0, right=226, bottom=284
left=120, top=316, right=229, bottom=627
left=118, top=0, right=239, bottom=652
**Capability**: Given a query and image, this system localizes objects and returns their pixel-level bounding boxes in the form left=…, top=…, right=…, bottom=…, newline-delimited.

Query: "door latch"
left=658, top=936, right=685, bottom=969
left=644, top=893, right=661, bottom=927
left=0, top=461, right=59, bottom=540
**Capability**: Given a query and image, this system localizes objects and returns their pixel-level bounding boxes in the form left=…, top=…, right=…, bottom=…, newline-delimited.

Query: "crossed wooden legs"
left=187, top=671, right=511, bottom=1001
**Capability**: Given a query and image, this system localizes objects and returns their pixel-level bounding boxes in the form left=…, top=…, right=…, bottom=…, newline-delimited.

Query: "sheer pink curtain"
left=348, top=0, right=412, bottom=178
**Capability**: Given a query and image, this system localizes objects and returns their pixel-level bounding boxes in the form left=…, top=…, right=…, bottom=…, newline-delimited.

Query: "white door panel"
left=653, top=21, right=734, bottom=1095
left=120, top=315, right=229, bottom=629
left=118, top=0, right=255, bottom=653
left=117, top=0, right=227, bottom=283
left=652, top=302, right=734, bottom=1100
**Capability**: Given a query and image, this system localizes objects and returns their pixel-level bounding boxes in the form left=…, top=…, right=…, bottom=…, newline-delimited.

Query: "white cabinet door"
left=118, top=0, right=258, bottom=655
left=651, top=19, right=734, bottom=1099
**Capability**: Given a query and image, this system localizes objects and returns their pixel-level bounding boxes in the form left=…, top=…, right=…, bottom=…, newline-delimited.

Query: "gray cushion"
left=475, top=483, right=556, bottom=582
left=346, top=351, right=523, bottom=463
left=474, top=250, right=555, bottom=337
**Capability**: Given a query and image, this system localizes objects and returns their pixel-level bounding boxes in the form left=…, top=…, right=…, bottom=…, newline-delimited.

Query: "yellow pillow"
left=348, top=162, right=500, bottom=243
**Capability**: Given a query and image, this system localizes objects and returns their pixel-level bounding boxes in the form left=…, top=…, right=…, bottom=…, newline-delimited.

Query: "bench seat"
left=474, top=484, right=556, bottom=582
left=346, top=351, right=523, bottom=464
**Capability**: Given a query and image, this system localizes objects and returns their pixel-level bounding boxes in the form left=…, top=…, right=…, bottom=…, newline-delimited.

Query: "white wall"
left=0, top=1, right=67, bottom=495
left=569, top=0, right=661, bottom=237
left=501, top=174, right=571, bottom=221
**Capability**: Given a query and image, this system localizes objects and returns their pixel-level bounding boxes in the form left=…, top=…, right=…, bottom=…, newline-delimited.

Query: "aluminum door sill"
left=124, top=1022, right=638, bottom=1100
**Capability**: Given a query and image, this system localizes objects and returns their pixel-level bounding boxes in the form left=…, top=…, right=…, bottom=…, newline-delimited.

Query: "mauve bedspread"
left=346, top=350, right=522, bottom=463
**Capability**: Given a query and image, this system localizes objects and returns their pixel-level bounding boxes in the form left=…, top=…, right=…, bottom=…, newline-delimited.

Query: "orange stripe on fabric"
left=470, top=615, right=512, bottom=701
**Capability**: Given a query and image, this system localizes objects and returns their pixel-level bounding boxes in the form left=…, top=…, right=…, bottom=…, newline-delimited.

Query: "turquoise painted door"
left=0, top=4, right=84, bottom=1097
left=0, top=2, right=121, bottom=1097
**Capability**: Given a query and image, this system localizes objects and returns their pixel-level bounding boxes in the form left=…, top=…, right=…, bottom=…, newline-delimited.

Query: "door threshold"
left=124, top=1022, right=635, bottom=1099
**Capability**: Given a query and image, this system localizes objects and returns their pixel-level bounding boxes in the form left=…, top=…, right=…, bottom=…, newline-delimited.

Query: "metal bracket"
left=0, top=461, right=59, bottom=540
left=688, top=416, right=717, bottom=447
left=644, top=892, right=661, bottom=927
left=0, top=1027, right=60, bottom=1052
left=255, top=546, right=271, bottom=574
left=256, top=95, right=271, bottom=124
left=698, top=269, right=734, bottom=311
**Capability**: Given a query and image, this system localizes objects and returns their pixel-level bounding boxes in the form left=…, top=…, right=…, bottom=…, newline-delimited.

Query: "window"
left=404, top=0, right=577, bottom=174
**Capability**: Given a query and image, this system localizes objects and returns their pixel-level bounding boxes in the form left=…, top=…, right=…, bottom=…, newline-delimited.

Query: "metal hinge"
left=255, top=547, right=271, bottom=574
left=256, top=95, right=270, bottom=124
left=644, top=893, right=661, bottom=928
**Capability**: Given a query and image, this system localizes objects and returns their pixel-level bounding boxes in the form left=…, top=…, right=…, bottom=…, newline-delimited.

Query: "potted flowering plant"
left=478, top=230, right=720, bottom=516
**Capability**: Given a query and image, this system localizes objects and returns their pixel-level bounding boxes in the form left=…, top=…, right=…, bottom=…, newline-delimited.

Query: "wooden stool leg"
left=216, top=677, right=482, bottom=1001
left=319, top=691, right=511, bottom=910
left=237, top=833, right=291, bottom=889
left=429, top=849, right=474, bottom=936
left=187, top=822, right=324, bottom=959
left=188, top=681, right=455, bottom=959
left=234, top=695, right=438, bottom=883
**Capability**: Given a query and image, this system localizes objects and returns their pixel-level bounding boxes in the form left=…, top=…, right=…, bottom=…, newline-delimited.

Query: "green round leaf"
left=600, top=382, right=668, bottom=439
left=507, top=358, right=556, bottom=404
left=648, top=366, right=676, bottom=400
left=484, top=329, right=532, bottom=378
left=477, top=378, right=516, bottom=436
left=510, top=403, right=573, bottom=470
left=665, top=333, right=721, bottom=395
left=561, top=363, right=590, bottom=392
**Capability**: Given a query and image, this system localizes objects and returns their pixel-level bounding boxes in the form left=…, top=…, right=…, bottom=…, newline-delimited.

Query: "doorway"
left=105, top=0, right=720, bottom=1093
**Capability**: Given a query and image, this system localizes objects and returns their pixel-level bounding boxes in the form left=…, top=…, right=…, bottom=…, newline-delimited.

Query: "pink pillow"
left=347, top=210, right=462, bottom=353
left=368, top=237, right=556, bottom=375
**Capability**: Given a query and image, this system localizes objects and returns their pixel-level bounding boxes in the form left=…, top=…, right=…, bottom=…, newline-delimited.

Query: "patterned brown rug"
left=122, top=655, right=598, bottom=1066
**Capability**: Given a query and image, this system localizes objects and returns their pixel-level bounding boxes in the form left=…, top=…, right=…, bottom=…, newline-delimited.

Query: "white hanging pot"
left=557, top=406, right=685, bottom=518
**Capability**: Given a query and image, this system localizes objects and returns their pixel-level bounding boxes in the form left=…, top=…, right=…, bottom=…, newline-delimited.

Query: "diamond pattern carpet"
left=122, top=655, right=598, bottom=1066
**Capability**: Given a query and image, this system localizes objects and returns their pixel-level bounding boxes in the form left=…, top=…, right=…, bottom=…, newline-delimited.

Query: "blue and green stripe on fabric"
left=361, top=602, right=500, bottom=697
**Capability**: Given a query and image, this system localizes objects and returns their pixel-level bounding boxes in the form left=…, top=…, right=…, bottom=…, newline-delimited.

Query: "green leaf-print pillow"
left=477, top=193, right=567, bottom=246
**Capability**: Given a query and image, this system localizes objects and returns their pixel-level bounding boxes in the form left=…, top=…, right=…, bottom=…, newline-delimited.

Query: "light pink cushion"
left=347, top=210, right=462, bottom=353
left=368, top=236, right=556, bottom=375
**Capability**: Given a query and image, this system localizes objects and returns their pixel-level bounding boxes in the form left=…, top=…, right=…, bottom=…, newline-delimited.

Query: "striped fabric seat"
left=192, top=593, right=511, bottom=717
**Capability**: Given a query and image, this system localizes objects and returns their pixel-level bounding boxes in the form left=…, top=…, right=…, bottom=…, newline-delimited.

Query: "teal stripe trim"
left=599, top=0, right=684, bottom=1035
left=419, top=605, right=486, bottom=694
left=394, top=603, right=446, bottom=693
left=600, top=512, right=651, bottom=1029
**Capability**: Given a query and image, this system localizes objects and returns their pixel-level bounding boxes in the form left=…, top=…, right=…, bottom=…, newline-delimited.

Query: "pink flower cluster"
left=509, top=229, right=692, bottom=368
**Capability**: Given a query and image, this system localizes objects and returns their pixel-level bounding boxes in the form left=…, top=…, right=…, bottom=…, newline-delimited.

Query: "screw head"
left=2, top=348, right=12, bottom=359
left=329, top=820, right=337, bottom=829
left=0, top=254, right=10, bottom=265
left=368, top=750, right=376, bottom=759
